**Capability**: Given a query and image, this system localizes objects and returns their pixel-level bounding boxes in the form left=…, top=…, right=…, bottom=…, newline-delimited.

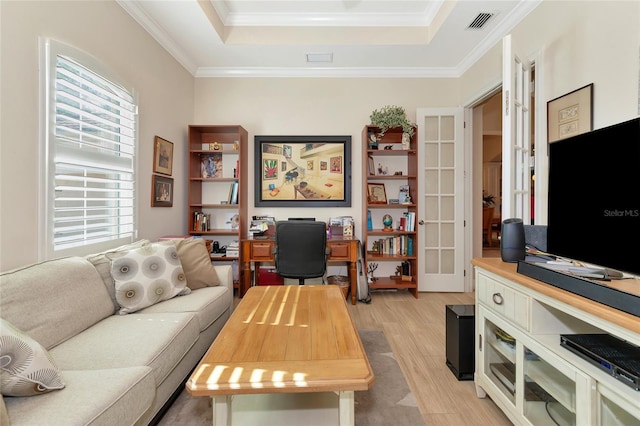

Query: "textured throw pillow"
left=110, top=243, right=189, bottom=315
left=0, top=319, right=65, bottom=396
left=85, top=239, right=151, bottom=311
left=174, top=238, right=220, bottom=290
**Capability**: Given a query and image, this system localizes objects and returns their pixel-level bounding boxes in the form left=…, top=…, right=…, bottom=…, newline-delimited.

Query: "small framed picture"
left=153, top=136, right=174, bottom=176
left=151, top=175, right=173, bottom=207
left=367, top=183, right=387, bottom=204
left=398, top=184, right=411, bottom=204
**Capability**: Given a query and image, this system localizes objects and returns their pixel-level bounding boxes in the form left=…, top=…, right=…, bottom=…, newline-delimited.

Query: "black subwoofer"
left=501, top=218, right=525, bottom=263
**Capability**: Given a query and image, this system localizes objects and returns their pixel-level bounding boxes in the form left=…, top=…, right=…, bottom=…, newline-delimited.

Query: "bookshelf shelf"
left=362, top=125, right=418, bottom=298
left=188, top=125, right=247, bottom=288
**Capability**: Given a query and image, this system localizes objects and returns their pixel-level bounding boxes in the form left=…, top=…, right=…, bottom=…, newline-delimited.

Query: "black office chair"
left=274, top=220, right=329, bottom=285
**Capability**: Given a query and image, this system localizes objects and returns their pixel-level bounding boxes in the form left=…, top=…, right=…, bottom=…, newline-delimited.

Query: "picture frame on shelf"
left=398, top=184, right=411, bottom=204
left=153, top=136, right=173, bottom=176
left=547, top=83, right=593, bottom=143
left=151, top=174, right=173, bottom=207
left=201, top=153, right=223, bottom=178
left=367, top=183, right=387, bottom=204
left=367, top=156, right=375, bottom=175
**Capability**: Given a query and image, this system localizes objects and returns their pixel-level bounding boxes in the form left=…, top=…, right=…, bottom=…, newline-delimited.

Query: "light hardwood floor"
left=346, top=290, right=511, bottom=426
left=233, top=288, right=512, bottom=425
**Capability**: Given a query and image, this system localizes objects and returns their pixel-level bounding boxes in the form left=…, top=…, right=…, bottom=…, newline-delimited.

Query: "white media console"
left=472, top=258, right=640, bottom=425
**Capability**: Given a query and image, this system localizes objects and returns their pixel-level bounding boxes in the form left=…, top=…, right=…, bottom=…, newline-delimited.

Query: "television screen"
left=547, top=117, right=640, bottom=276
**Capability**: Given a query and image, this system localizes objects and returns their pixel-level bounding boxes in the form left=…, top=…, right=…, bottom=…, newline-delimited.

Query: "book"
left=230, top=181, right=239, bottom=204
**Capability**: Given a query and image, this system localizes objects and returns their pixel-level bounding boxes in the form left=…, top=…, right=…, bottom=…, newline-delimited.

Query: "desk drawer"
left=328, top=242, right=351, bottom=260
left=251, top=242, right=274, bottom=260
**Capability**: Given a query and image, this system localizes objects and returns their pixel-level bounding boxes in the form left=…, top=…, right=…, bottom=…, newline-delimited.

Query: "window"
left=40, top=40, right=137, bottom=259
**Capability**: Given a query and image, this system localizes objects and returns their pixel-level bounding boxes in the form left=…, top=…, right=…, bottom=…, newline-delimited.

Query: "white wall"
left=0, top=1, right=194, bottom=270
left=193, top=77, right=459, bottom=239
left=461, top=0, right=639, bottom=128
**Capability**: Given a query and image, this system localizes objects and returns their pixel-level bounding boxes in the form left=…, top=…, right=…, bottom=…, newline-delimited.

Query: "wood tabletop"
left=186, top=285, right=374, bottom=396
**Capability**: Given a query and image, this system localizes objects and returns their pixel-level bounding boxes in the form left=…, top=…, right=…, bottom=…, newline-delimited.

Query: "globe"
left=382, top=214, right=393, bottom=231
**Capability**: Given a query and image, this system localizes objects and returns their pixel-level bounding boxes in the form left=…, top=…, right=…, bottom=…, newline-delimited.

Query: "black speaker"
left=501, top=218, right=525, bottom=263
left=524, top=225, right=547, bottom=252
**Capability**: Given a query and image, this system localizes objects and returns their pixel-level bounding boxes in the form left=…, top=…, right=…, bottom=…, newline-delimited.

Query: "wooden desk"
left=186, top=285, right=374, bottom=426
left=241, top=236, right=361, bottom=305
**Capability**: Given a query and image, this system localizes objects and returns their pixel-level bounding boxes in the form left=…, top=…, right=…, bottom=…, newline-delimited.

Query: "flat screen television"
left=547, top=117, right=640, bottom=276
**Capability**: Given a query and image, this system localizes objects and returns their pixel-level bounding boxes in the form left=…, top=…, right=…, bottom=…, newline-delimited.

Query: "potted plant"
left=483, top=191, right=496, bottom=207
left=369, top=105, right=416, bottom=138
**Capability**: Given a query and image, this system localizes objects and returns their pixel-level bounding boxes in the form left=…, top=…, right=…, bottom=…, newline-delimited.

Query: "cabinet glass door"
left=599, top=389, right=640, bottom=425
left=484, top=319, right=517, bottom=404
left=523, top=346, right=576, bottom=426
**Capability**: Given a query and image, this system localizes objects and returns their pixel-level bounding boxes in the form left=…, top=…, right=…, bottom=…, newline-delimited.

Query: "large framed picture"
left=151, top=175, right=173, bottom=207
left=153, top=136, right=174, bottom=176
left=254, top=135, right=352, bottom=207
left=547, top=83, right=593, bottom=143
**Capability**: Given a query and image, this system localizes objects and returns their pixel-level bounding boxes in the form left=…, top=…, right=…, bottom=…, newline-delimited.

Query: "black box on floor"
left=445, top=304, right=475, bottom=380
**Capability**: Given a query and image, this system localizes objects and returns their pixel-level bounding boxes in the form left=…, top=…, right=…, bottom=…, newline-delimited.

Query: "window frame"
left=39, top=39, right=139, bottom=260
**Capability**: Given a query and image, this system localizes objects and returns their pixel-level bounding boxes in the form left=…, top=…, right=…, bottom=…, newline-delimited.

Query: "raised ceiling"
left=118, top=0, right=541, bottom=78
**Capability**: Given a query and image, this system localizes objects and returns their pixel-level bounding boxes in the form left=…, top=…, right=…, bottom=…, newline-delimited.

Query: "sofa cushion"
left=0, top=319, right=64, bottom=396
left=85, top=239, right=151, bottom=311
left=140, top=286, right=231, bottom=332
left=3, top=367, right=154, bottom=426
left=110, top=243, right=189, bottom=314
left=0, top=257, right=114, bottom=350
left=174, top=238, right=220, bottom=289
left=49, top=312, right=199, bottom=387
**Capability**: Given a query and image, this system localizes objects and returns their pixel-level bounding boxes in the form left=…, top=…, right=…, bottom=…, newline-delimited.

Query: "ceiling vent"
left=466, top=12, right=496, bottom=30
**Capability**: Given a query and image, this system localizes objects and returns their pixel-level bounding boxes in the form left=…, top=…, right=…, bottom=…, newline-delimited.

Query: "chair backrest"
left=274, top=220, right=327, bottom=280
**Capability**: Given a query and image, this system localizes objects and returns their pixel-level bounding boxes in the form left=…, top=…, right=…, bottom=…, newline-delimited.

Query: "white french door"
left=502, top=34, right=532, bottom=222
left=416, top=108, right=465, bottom=292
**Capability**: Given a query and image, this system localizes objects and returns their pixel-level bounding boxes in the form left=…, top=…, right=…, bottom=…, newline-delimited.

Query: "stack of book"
left=193, top=211, right=211, bottom=231
left=225, top=240, right=239, bottom=258
left=399, top=212, right=416, bottom=231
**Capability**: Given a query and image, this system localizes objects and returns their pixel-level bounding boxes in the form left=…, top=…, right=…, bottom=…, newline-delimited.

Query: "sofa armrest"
left=213, top=264, right=234, bottom=312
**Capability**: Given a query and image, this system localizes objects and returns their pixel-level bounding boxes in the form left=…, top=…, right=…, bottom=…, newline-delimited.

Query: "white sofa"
left=0, top=239, right=233, bottom=425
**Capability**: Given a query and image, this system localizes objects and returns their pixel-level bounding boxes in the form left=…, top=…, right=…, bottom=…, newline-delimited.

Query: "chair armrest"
left=213, top=264, right=234, bottom=312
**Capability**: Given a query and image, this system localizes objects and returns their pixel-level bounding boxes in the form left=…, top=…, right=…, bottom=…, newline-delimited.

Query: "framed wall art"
left=547, top=83, right=593, bottom=143
left=367, top=183, right=387, bottom=204
left=151, top=174, right=173, bottom=207
left=153, top=136, right=174, bottom=175
left=254, top=135, right=352, bottom=207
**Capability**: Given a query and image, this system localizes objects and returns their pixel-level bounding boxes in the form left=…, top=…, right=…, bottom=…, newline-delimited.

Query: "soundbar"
left=560, top=334, right=640, bottom=391
left=517, top=261, right=640, bottom=317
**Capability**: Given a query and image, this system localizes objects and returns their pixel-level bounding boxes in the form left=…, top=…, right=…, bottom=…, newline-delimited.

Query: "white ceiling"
left=117, top=0, right=541, bottom=78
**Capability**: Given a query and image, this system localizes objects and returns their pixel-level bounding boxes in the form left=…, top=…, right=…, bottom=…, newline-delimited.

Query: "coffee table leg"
left=338, top=391, right=354, bottom=426
left=211, top=395, right=232, bottom=426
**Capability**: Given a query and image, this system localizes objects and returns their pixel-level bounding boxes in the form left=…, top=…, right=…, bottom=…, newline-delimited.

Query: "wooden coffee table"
left=186, top=285, right=374, bottom=426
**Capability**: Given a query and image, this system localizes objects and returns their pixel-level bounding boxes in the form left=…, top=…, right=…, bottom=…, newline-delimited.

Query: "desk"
left=241, top=236, right=360, bottom=305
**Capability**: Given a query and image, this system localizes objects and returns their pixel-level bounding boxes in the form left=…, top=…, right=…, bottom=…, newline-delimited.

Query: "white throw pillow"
left=111, top=243, right=189, bottom=314
left=0, top=319, right=65, bottom=396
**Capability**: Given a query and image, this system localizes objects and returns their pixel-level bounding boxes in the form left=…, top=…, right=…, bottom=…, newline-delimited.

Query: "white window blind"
left=41, top=40, right=137, bottom=258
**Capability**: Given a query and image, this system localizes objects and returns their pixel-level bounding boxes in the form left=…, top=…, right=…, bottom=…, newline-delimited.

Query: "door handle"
left=418, top=220, right=424, bottom=225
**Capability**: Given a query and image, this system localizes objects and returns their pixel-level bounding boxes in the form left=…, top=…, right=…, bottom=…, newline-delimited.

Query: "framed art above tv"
left=254, top=135, right=352, bottom=207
